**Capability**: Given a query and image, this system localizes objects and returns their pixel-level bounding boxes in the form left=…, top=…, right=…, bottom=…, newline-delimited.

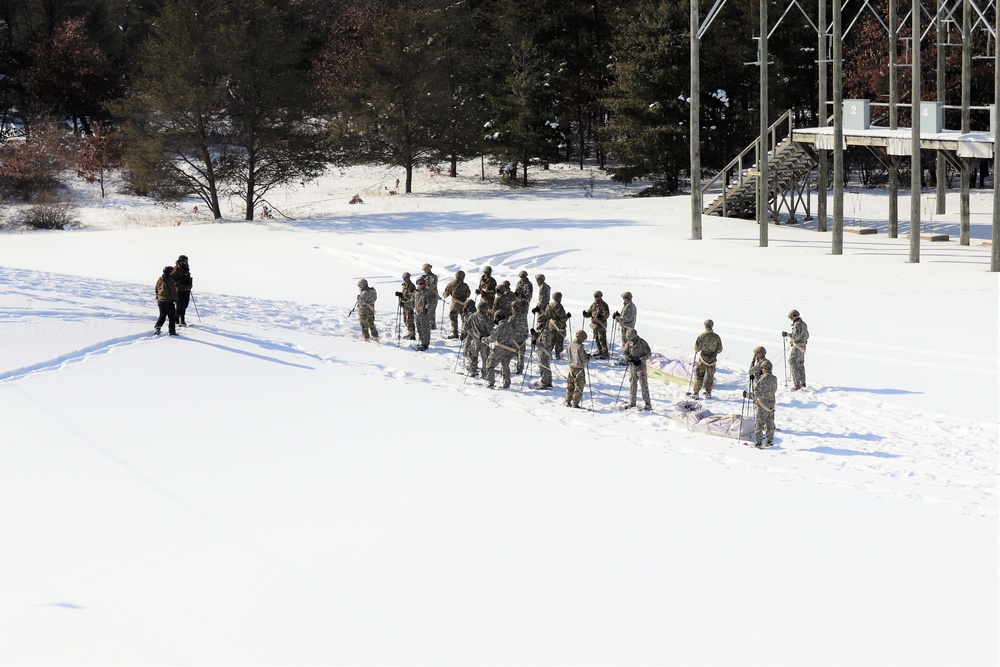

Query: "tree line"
left=0, top=0, right=993, bottom=220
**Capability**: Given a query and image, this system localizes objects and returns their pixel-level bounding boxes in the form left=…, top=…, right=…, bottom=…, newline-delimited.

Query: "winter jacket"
left=790, top=318, right=809, bottom=349
left=172, top=263, right=193, bottom=292
left=357, top=286, right=377, bottom=314
left=586, top=299, right=610, bottom=331
left=156, top=275, right=178, bottom=303
left=619, top=301, right=637, bottom=331
left=695, top=330, right=723, bottom=365
left=443, top=279, right=471, bottom=304
left=566, top=340, right=590, bottom=369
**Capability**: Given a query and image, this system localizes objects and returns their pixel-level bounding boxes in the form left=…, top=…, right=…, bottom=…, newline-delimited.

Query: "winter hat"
left=163, top=266, right=174, bottom=275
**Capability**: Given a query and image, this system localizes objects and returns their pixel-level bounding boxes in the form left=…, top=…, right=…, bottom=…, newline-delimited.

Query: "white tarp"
left=670, top=400, right=755, bottom=439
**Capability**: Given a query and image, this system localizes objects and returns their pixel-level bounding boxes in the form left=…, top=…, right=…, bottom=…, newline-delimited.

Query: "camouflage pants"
left=592, top=325, right=608, bottom=356
left=629, top=364, right=650, bottom=406
left=428, top=296, right=439, bottom=329
left=566, top=367, right=586, bottom=406
left=692, top=360, right=716, bottom=395
left=415, top=311, right=432, bottom=347
left=536, top=347, right=552, bottom=387
left=465, top=339, right=489, bottom=376
left=551, top=327, right=566, bottom=357
left=402, top=307, right=415, bottom=338
left=514, top=336, right=528, bottom=373
left=754, top=403, right=775, bottom=443
left=485, top=348, right=515, bottom=388
left=358, top=310, right=378, bottom=341
left=449, top=304, right=464, bottom=337
left=790, top=345, right=806, bottom=388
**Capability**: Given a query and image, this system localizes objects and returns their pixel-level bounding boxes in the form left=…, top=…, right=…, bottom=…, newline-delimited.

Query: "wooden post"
left=993, top=0, right=999, bottom=272
left=758, top=0, right=769, bottom=247
left=889, top=0, right=899, bottom=238
left=690, top=0, right=702, bottom=241
left=832, top=0, right=844, bottom=254
left=910, top=0, right=921, bottom=264
left=959, top=0, right=971, bottom=246
left=935, top=0, right=946, bottom=215
left=817, top=0, right=828, bottom=233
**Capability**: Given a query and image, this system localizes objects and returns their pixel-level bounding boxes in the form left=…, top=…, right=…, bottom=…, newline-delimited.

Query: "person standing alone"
left=783, top=309, right=809, bottom=390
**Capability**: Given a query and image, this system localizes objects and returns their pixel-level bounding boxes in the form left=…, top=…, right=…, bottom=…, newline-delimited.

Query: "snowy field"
left=1, top=163, right=997, bottom=665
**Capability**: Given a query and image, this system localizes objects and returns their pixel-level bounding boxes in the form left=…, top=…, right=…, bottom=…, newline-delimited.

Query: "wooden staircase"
left=702, top=110, right=818, bottom=221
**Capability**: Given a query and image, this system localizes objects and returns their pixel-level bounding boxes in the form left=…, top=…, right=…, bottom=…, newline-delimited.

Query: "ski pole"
left=440, top=298, right=447, bottom=332
left=738, top=382, right=749, bottom=441
left=190, top=293, right=202, bottom=322
left=687, top=352, right=697, bottom=395
left=615, top=363, right=628, bottom=405
left=395, top=302, right=402, bottom=346
left=454, top=337, right=465, bottom=374
left=608, top=318, right=618, bottom=361
left=782, top=336, right=789, bottom=388
left=585, top=358, right=595, bottom=411
left=519, top=339, right=535, bottom=391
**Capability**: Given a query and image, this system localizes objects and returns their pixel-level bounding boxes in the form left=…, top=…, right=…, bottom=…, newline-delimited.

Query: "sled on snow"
left=645, top=353, right=695, bottom=386
left=669, top=400, right=754, bottom=439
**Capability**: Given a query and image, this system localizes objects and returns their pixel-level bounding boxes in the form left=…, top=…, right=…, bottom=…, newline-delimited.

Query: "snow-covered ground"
left=1, top=163, right=997, bottom=664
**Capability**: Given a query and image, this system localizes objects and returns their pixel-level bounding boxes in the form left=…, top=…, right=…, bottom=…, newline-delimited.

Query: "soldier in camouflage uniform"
left=475, top=265, right=497, bottom=311
left=413, top=277, right=432, bottom=351
left=531, top=312, right=554, bottom=389
left=355, top=279, right=379, bottom=342
left=748, top=346, right=768, bottom=386
left=744, top=359, right=777, bottom=447
left=533, top=274, right=551, bottom=315
left=462, top=301, right=493, bottom=377
left=421, top=263, right=439, bottom=330
left=484, top=312, right=518, bottom=389
left=492, top=280, right=515, bottom=319
left=442, top=270, right=472, bottom=339
left=582, top=290, right=611, bottom=358
left=622, top=328, right=652, bottom=410
left=615, top=292, right=637, bottom=341
left=545, top=292, right=569, bottom=358
left=783, top=309, right=809, bottom=390
left=565, top=330, right=590, bottom=408
left=512, top=271, right=532, bottom=373
left=691, top=319, right=723, bottom=399
left=396, top=272, right=417, bottom=340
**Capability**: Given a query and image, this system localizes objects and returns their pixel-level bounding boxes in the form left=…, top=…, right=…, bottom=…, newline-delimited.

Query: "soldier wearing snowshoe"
left=748, top=346, right=768, bottom=385
left=545, top=292, right=570, bottom=358
left=442, top=270, right=472, bottom=339
left=399, top=273, right=417, bottom=339
left=475, top=265, right=497, bottom=311
left=421, top=263, right=439, bottom=330
left=413, top=277, right=432, bottom=350
left=783, top=310, right=809, bottom=390
left=565, top=330, right=591, bottom=408
left=512, top=272, right=532, bottom=373
left=532, top=312, right=554, bottom=389
left=623, top=328, right=652, bottom=411
left=533, top=274, right=551, bottom=314
left=492, top=280, right=515, bottom=319
left=356, top=279, right=379, bottom=342
left=154, top=265, right=179, bottom=336
left=744, top=359, right=777, bottom=447
left=172, top=255, right=193, bottom=326
left=463, top=301, right=493, bottom=377
left=484, top=312, right=518, bottom=389
left=691, top=319, right=723, bottom=398
left=396, top=272, right=417, bottom=340
left=615, top=292, right=636, bottom=340
left=582, top=290, right=611, bottom=358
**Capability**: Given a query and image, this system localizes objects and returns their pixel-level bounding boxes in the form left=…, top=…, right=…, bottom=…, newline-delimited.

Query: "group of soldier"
left=356, top=265, right=809, bottom=446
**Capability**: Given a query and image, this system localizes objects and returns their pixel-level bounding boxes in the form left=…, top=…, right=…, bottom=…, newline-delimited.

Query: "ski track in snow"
left=2, top=265, right=995, bottom=518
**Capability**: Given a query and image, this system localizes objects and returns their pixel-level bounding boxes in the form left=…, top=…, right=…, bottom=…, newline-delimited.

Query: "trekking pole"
left=585, top=359, right=595, bottom=411
left=782, top=336, right=789, bottom=388
left=190, top=293, right=202, bottom=322
left=608, top=319, right=618, bottom=361
left=738, top=382, right=749, bottom=441
left=519, top=339, right=535, bottom=391
left=686, top=352, right=697, bottom=396
left=440, top=298, right=447, bottom=331
left=395, top=302, right=402, bottom=346
left=615, top=363, right=629, bottom=405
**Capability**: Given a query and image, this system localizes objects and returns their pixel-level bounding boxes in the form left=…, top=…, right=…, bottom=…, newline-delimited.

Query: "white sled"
left=670, top=400, right=754, bottom=439
left=646, top=353, right=695, bottom=386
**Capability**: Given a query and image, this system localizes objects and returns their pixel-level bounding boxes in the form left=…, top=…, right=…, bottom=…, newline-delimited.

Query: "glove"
left=613, top=311, right=620, bottom=319
left=475, top=288, right=481, bottom=295
left=782, top=331, right=788, bottom=337
left=531, top=306, right=539, bottom=314
left=582, top=310, right=591, bottom=318
left=743, top=390, right=749, bottom=398
left=395, top=291, right=402, bottom=298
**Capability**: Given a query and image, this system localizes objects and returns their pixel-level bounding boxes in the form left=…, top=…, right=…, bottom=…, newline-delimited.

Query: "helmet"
left=422, top=263, right=432, bottom=271
left=626, top=328, right=637, bottom=341
left=357, top=279, right=368, bottom=289
left=553, top=292, right=562, bottom=301
left=575, top=330, right=588, bottom=342
left=402, top=272, right=410, bottom=279
left=535, top=273, right=545, bottom=282
left=464, top=298, right=476, bottom=308
left=416, top=277, right=426, bottom=285
left=593, top=290, right=603, bottom=298
left=177, top=255, right=188, bottom=262
left=753, top=346, right=766, bottom=355
left=788, top=309, right=800, bottom=319
left=494, top=312, right=506, bottom=324
left=456, top=270, right=465, bottom=279
left=760, top=360, right=773, bottom=373
left=621, top=291, right=632, bottom=300
left=483, top=265, right=492, bottom=274
left=500, top=280, right=510, bottom=289
left=163, top=266, right=174, bottom=275
left=478, top=301, right=489, bottom=312
left=518, top=270, right=528, bottom=278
